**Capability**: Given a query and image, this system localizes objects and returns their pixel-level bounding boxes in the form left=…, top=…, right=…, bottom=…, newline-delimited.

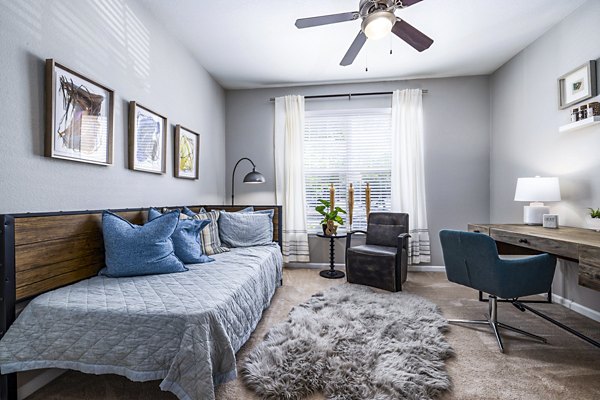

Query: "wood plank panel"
left=578, top=245, right=600, bottom=291
left=16, top=254, right=104, bottom=288
left=467, top=224, right=489, bottom=235
left=14, top=211, right=145, bottom=245
left=491, top=228, right=579, bottom=260
left=15, top=234, right=104, bottom=272
left=16, top=264, right=102, bottom=301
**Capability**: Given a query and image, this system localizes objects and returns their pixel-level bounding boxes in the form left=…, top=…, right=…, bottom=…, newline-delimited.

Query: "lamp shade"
left=361, top=11, right=395, bottom=40
left=514, top=177, right=561, bottom=202
left=243, top=169, right=266, bottom=184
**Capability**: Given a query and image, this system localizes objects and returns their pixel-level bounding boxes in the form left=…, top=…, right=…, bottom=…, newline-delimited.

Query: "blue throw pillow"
left=218, top=211, right=273, bottom=248
left=101, top=211, right=187, bottom=278
left=148, top=208, right=214, bottom=264
left=182, top=206, right=199, bottom=217
left=251, top=209, right=275, bottom=219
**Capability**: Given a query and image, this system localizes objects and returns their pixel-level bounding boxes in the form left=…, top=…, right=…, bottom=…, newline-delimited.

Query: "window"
left=304, top=108, right=392, bottom=233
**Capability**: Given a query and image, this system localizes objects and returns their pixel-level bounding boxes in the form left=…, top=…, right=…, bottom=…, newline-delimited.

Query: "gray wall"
left=226, top=77, right=491, bottom=265
left=490, top=1, right=600, bottom=310
left=0, top=0, right=226, bottom=214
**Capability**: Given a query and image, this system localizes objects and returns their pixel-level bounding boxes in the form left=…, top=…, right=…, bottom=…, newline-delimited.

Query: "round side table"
left=316, top=233, right=347, bottom=279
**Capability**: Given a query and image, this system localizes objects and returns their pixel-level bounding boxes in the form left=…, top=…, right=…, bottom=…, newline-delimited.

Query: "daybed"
left=0, top=205, right=283, bottom=400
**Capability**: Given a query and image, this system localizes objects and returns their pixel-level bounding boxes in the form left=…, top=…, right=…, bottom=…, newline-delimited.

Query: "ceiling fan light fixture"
left=361, top=10, right=396, bottom=40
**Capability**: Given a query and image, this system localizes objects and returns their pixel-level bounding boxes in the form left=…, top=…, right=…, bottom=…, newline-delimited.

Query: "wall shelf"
left=559, top=116, right=600, bottom=133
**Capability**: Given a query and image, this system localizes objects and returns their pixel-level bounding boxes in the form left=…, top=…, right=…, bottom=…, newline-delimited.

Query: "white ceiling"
left=142, top=0, right=585, bottom=89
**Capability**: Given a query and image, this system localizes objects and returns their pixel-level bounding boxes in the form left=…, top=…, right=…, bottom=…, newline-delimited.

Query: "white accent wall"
left=490, top=1, right=600, bottom=311
left=0, top=0, right=227, bottom=214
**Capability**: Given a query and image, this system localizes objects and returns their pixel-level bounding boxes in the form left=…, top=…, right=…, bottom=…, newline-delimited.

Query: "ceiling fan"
left=295, top=0, right=433, bottom=66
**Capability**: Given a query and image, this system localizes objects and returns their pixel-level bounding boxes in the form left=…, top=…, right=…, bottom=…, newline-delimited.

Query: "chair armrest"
left=346, top=230, right=368, bottom=251
left=396, top=233, right=411, bottom=253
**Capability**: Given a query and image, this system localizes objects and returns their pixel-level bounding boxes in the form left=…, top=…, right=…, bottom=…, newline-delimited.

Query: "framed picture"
left=558, top=60, right=597, bottom=109
left=128, top=101, right=167, bottom=174
left=174, top=125, right=199, bottom=180
left=45, top=59, right=114, bottom=165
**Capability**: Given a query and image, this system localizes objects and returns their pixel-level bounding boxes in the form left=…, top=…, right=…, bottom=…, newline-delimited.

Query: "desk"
left=468, top=223, right=600, bottom=347
left=468, top=224, right=600, bottom=292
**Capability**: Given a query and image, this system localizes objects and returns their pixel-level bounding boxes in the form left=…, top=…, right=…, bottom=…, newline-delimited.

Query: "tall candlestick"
left=365, top=182, right=371, bottom=217
left=329, top=183, right=335, bottom=212
left=348, top=183, right=354, bottom=227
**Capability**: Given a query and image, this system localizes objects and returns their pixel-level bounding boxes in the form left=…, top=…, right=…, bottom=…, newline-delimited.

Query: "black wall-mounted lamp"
left=231, top=157, right=266, bottom=205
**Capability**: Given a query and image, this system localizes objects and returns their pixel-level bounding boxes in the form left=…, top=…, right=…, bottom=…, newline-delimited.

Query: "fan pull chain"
left=365, top=47, right=369, bottom=72
left=390, top=34, right=393, bottom=55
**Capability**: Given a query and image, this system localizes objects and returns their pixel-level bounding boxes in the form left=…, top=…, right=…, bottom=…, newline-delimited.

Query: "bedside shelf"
left=559, top=116, right=600, bottom=133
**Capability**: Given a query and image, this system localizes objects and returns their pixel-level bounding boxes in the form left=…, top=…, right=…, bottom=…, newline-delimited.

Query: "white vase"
left=586, top=217, right=600, bottom=232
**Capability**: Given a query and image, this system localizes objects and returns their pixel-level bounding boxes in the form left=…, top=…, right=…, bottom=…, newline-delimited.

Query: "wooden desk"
left=468, top=224, right=600, bottom=292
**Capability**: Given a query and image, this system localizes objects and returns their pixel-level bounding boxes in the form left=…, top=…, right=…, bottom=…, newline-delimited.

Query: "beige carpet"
left=25, top=269, right=600, bottom=400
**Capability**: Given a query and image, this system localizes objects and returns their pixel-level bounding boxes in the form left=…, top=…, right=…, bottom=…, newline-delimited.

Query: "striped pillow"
left=183, top=209, right=229, bottom=255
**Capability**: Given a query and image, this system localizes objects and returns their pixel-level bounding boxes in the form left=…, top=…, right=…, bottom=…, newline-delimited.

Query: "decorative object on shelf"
left=580, top=105, right=588, bottom=120
left=128, top=101, right=167, bottom=174
left=365, top=182, right=371, bottom=216
left=174, top=125, right=199, bottom=180
left=542, top=214, right=559, bottom=229
left=315, top=199, right=346, bottom=236
left=514, top=176, right=561, bottom=225
left=558, top=60, right=597, bottom=109
left=586, top=208, right=600, bottom=232
left=348, top=183, right=354, bottom=230
left=45, top=59, right=114, bottom=165
left=231, top=157, right=266, bottom=205
left=571, top=108, right=579, bottom=122
left=588, top=102, right=600, bottom=117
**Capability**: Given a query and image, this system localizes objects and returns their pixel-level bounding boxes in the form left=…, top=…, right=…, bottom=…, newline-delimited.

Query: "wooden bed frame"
left=0, top=204, right=282, bottom=400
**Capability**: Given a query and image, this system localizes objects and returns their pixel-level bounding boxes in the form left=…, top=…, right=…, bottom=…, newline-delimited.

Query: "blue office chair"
left=439, top=230, right=557, bottom=352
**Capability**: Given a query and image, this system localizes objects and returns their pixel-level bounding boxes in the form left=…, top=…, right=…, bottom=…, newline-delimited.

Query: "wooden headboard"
left=0, top=205, right=281, bottom=309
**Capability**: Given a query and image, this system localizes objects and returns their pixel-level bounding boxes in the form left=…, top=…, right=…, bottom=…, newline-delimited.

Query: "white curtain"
left=391, top=89, right=431, bottom=264
left=274, top=95, right=310, bottom=263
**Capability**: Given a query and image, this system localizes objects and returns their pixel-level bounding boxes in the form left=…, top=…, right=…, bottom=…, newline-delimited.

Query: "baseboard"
left=544, top=293, right=600, bottom=323
left=18, top=369, right=65, bottom=400
left=408, top=265, right=445, bottom=272
left=286, top=263, right=445, bottom=272
left=286, top=262, right=341, bottom=269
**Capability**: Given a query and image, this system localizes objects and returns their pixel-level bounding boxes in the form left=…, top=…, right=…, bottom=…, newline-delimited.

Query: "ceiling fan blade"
left=399, top=0, right=424, bottom=7
left=340, top=31, right=367, bottom=66
left=391, top=19, right=433, bottom=52
left=295, top=12, right=359, bottom=29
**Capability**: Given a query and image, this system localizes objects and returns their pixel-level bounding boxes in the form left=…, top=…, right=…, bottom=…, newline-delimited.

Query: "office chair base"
left=449, top=296, right=547, bottom=353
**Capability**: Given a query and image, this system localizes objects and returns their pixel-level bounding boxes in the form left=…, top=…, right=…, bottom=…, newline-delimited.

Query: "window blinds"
left=304, top=108, right=392, bottom=233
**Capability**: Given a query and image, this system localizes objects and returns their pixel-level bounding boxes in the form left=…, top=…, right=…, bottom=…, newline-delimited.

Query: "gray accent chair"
left=345, top=212, right=410, bottom=292
left=439, top=229, right=557, bottom=353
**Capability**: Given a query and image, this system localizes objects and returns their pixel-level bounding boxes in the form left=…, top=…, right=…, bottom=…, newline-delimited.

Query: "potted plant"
left=587, top=208, right=600, bottom=231
left=315, top=199, right=346, bottom=235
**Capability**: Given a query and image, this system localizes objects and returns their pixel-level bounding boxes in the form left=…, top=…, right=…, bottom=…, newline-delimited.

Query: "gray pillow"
left=218, top=211, right=273, bottom=248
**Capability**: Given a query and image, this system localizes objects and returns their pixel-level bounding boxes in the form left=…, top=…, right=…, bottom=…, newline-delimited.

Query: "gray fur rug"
left=241, top=285, right=453, bottom=400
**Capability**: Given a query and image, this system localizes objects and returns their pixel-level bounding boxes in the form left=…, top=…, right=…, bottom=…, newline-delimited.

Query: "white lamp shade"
left=514, top=177, right=561, bottom=202
left=361, top=11, right=395, bottom=40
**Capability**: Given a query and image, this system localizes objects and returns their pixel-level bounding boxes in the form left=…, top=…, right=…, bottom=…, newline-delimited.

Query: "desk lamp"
left=514, top=176, right=561, bottom=225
